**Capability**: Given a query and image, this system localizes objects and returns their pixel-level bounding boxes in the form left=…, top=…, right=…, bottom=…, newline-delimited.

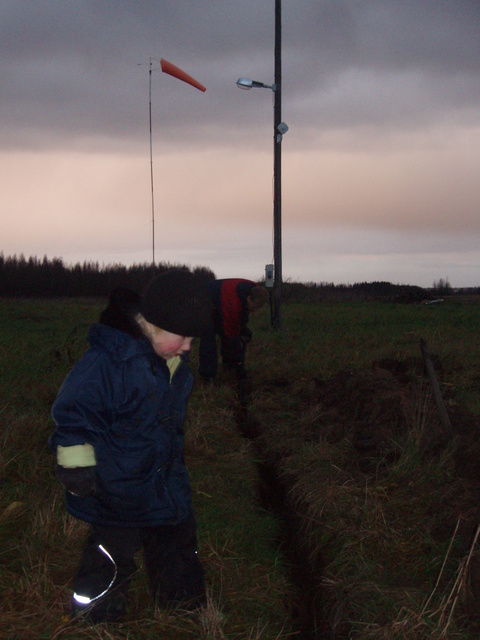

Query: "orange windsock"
left=160, top=58, right=206, bottom=92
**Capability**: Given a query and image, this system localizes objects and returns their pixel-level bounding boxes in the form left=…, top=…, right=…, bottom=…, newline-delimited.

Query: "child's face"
left=150, top=329, right=193, bottom=359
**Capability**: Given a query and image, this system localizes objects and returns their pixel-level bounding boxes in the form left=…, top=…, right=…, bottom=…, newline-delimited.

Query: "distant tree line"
left=0, top=254, right=215, bottom=298
left=1, top=254, right=479, bottom=301
left=281, top=280, right=429, bottom=303
left=282, top=279, right=480, bottom=303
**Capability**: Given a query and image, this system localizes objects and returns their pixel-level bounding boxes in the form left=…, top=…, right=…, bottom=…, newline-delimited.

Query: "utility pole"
left=273, top=0, right=282, bottom=329
left=236, top=1, right=285, bottom=329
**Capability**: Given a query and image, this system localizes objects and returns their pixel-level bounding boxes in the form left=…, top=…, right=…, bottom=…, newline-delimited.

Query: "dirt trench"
left=235, top=382, right=330, bottom=639
left=232, top=356, right=480, bottom=639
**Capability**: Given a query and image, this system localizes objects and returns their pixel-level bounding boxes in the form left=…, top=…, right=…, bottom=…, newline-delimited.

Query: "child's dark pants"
left=72, top=512, right=206, bottom=622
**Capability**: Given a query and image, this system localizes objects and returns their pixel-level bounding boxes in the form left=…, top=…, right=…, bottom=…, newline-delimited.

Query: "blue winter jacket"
left=49, top=323, right=194, bottom=527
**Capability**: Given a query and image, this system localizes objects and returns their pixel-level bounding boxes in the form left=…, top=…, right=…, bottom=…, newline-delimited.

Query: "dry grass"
left=2, top=297, right=480, bottom=638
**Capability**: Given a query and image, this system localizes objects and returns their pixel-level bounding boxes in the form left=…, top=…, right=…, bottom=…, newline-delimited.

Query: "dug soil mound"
left=313, top=358, right=480, bottom=475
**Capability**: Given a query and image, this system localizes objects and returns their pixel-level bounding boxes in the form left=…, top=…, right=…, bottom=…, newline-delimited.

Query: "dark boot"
left=143, top=513, right=207, bottom=611
left=71, top=526, right=139, bottom=623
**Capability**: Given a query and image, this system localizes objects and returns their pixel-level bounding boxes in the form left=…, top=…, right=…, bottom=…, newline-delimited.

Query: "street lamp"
left=236, top=0, right=284, bottom=329
left=236, top=78, right=276, bottom=91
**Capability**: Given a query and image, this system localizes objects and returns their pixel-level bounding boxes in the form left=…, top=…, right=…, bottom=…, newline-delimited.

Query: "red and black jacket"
left=208, top=278, right=256, bottom=362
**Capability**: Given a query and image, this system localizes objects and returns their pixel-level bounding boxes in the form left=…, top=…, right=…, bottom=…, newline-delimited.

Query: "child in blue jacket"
left=49, top=270, right=212, bottom=622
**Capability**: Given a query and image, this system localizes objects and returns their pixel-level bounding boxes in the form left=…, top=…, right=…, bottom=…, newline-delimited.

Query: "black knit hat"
left=140, top=270, right=213, bottom=337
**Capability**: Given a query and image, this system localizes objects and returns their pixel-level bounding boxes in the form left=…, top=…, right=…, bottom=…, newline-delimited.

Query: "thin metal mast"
left=148, top=58, right=155, bottom=266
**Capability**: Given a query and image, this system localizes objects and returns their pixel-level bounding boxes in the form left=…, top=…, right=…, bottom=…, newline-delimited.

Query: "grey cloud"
left=1, top=1, right=479, bottom=151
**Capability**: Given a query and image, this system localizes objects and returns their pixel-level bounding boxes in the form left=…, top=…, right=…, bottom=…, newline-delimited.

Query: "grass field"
left=1, top=296, right=479, bottom=638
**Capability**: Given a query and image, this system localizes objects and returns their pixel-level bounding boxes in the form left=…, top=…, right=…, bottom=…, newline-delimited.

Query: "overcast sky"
left=1, top=1, right=479, bottom=287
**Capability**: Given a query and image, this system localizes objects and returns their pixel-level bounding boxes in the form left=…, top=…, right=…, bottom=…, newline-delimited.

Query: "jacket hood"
left=99, top=287, right=143, bottom=338
left=88, top=322, right=153, bottom=362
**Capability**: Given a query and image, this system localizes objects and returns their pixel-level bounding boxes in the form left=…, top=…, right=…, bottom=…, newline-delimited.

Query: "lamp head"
left=236, top=78, right=254, bottom=90
left=236, top=77, right=275, bottom=91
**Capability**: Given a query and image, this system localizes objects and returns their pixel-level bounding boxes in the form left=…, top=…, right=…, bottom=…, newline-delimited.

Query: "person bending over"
left=199, top=278, right=268, bottom=382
